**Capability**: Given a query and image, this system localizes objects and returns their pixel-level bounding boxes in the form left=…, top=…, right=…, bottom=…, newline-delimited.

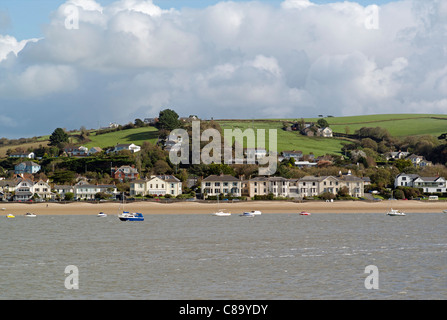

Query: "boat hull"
left=118, top=212, right=144, bottom=221
left=240, top=213, right=255, bottom=217
left=212, top=212, right=231, bottom=216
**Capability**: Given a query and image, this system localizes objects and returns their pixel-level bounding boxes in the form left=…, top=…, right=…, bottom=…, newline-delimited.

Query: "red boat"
left=300, top=211, right=311, bottom=216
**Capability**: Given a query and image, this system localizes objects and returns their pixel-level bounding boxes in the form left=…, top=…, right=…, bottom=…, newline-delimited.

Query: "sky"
left=0, top=0, right=446, bottom=138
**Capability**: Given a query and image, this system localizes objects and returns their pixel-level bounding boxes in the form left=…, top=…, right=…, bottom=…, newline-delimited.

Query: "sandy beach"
left=1, top=200, right=446, bottom=216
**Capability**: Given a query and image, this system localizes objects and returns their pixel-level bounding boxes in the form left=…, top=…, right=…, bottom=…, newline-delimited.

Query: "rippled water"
left=0, top=213, right=446, bottom=300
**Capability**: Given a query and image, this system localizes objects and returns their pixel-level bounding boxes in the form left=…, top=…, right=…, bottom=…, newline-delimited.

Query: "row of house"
left=0, top=178, right=119, bottom=201
left=385, top=151, right=433, bottom=167
left=63, top=143, right=141, bottom=157
left=201, top=171, right=367, bottom=200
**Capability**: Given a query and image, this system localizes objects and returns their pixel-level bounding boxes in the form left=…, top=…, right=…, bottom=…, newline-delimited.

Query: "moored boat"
left=211, top=195, right=231, bottom=216
left=243, top=210, right=261, bottom=216
left=212, top=210, right=231, bottom=217
left=118, top=211, right=144, bottom=221
left=97, top=212, right=107, bottom=217
left=443, top=209, right=447, bottom=213
left=239, top=212, right=255, bottom=217
left=387, top=208, right=405, bottom=216
left=24, top=212, right=37, bottom=217
left=300, top=211, right=311, bottom=216
left=6, top=213, right=15, bottom=218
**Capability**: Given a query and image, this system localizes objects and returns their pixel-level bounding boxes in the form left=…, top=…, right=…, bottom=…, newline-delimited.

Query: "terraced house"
left=73, top=182, right=119, bottom=200
left=203, top=172, right=365, bottom=199
left=201, top=175, right=242, bottom=197
left=130, top=175, right=182, bottom=197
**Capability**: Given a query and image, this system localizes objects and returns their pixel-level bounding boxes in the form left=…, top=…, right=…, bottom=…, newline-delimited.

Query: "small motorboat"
left=300, top=211, right=311, bottom=216
left=212, top=210, right=231, bottom=217
left=24, top=212, right=37, bottom=217
left=243, top=210, right=262, bottom=216
left=239, top=212, right=255, bottom=217
left=387, top=208, right=406, bottom=216
left=6, top=214, right=15, bottom=218
left=443, top=209, right=447, bottom=213
left=97, top=212, right=107, bottom=217
left=118, top=211, right=144, bottom=221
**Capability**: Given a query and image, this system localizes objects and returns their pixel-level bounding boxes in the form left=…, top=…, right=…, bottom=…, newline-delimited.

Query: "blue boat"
left=118, top=211, right=144, bottom=221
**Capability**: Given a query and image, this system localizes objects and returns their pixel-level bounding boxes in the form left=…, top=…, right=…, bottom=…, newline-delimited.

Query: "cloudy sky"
left=0, top=0, right=446, bottom=138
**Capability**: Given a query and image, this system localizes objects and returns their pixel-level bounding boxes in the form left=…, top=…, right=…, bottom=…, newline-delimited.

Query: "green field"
left=217, top=120, right=346, bottom=156
left=2, top=114, right=446, bottom=158
left=82, top=126, right=159, bottom=149
left=297, top=114, right=447, bottom=137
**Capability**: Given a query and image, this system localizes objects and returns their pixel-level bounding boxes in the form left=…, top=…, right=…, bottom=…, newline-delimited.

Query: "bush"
left=393, top=189, right=405, bottom=200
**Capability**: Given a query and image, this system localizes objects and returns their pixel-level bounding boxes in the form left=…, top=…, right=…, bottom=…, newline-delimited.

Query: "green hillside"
left=301, top=114, right=447, bottom=137
left=82, top=126, right=159, bottom=149
left=1, top=114, right=446, bottom=158
left=217, top=120, right=346, bottom=156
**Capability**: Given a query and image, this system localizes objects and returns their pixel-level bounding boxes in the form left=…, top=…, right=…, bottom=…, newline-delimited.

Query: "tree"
left=64, top=192, right=74, bottom=201
left=317, top=118, right=329, bottom=128
left=134, top=118, right=145, bottom=127
left=157, top=109, right=182, bottom=131
left=49, top=128, right=69, bottom=148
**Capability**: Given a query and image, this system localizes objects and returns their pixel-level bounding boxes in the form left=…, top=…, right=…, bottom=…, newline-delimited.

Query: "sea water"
left=0, top=213, right=445, bottom=299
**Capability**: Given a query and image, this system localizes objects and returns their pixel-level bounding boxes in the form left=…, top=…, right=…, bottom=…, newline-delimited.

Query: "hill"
left=299, top=114, right=447, bottom=137
left=1, top=114, right=446, bottom=158
left=82, top=126, right=159, bottom=149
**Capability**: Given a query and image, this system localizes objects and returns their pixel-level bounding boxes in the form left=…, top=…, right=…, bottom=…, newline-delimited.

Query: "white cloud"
left=0, top=0, right=447, bottom=138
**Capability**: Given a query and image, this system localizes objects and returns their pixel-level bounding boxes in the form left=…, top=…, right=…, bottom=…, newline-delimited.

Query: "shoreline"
left=1, top=200, right=446, bottom=215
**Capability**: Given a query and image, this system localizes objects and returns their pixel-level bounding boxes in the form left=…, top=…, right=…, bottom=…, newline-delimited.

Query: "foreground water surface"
left=0, top=213, right=446, bottom=299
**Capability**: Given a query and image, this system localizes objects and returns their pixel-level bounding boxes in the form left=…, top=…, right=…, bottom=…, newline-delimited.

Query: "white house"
left=201, top=175, right=242, bottom=197
left=53, top=185, right=75, bottom=199
left=9, top=151, right=35, bottom=159
left=33, top=180, right=54, bottom=199
left=394, top=173, right=446, bottom=193
left=129, top=175, right=182, bottom=197
left=13, top=179, right=34, bottom=201
left=317, top=127, right=333, bottom=138
left=74, top=183, right=118, bottom=200
left=113, top=143, right=141, bottom=153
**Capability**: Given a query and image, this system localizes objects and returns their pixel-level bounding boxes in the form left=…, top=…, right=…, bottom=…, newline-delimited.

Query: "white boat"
left=24, top=212, right=37, bottom=217
left=387, top=208, right=406, bottom=216
left=443, top=209, right=447, bottom=213
left=117, top=193, right=144, bottom=221
left=211, top=195, right=231, bottom=216
left=239, top=212, right=255, bottom=217
left=118, top=211, right=144, bottom=221
left=300, top=211, right=311, bottom=216
left=243, top=210, right=262, bottom=216
left=97, top=212, right=107, bottom=217
left=212, top=210, right=231, bottom=217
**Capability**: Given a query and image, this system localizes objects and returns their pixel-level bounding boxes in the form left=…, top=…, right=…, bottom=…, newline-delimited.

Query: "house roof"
left=202, top=175, right=240, bottom=182
left=157, top=175, right=181, bottom=182
left=16, top=161, right=40, bottom=167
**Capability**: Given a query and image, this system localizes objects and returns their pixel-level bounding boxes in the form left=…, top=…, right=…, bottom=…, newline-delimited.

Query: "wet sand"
left=1, top=200, right=446, bottom=215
